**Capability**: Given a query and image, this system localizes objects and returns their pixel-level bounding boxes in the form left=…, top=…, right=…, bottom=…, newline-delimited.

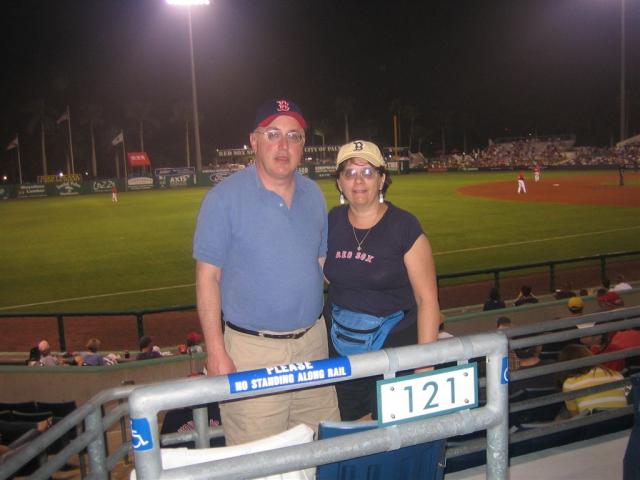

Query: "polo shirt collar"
left=247, top=163, right=308, bottom=195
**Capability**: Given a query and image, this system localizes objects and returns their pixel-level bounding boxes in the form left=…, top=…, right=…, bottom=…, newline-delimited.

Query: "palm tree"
left=401, top=104, right=420, bottom=153
left=171, top=101, right=193, bottom=167
left=334, top=97, right=355, bottom=143
left=124, top=101, right=159, bottom=152
left=79, top=104, right=104, bottom=177
left=389, top=98, right=404, bottom=146
left=24, top=99, right=56, bottom=175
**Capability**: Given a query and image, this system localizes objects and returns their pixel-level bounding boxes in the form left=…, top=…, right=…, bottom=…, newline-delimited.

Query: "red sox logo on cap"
left=276, top=100, right=290, bottom=112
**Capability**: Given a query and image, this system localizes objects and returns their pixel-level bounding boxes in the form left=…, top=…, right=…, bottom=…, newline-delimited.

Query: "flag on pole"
left=56, top=110, right=69, bottom=124
left=111, top=132, right=124, bottom=146
left=6, top=136, right=18, bottom=151
left=312, top=128, right=324, bottom=137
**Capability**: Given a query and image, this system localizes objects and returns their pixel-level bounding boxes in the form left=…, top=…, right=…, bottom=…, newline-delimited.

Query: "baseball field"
left=0, top=170, right=638, bottom=314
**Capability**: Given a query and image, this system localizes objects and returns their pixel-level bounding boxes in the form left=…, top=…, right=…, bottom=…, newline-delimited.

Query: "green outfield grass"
left=0, top=170, right=638, bottom=313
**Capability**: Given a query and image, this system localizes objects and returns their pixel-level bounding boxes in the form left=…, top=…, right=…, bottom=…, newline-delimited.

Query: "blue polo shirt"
left=193, top=165, right=327, bottom=332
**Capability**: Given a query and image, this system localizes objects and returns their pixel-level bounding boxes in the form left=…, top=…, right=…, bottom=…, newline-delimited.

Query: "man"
left=193, top=98, right=339, bottom=445
left=533, top=164, right=541, bottom=182
left=37, top=340, right=58, bottom=366
left=517, top=171, right=527, bottom=194
left=596, top=287, right=624, bottom=311
left=135, top=336, right=161, bottom=361
left=514, top=285, right=538, bottom=306
left=554, top=281, right=576, bottom=300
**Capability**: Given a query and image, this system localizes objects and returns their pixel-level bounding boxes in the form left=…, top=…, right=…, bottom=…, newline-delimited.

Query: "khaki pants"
left=220, top=317, right=340, bottom=445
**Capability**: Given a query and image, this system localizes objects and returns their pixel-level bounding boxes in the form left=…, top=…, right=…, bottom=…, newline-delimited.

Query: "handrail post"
left=85, top=406, right=109, bottom=480
left=193, top=406, right=209, bottom=449
left=485, top=333, right=509, bottom=479
left=600, top=255, right=607, bottom=282
left=56, top=314, right=66, bottom=352
left=494, top=271, right=500, bottom=291
left=549, top=263, right=556, bottom=293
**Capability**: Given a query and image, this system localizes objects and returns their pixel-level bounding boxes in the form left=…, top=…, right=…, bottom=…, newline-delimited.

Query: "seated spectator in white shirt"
left=612, top=274, right=633, bottom=292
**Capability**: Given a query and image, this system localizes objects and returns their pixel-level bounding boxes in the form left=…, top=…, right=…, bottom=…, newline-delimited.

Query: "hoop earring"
left=339, top=193, right=345, bottom=205
left=378, top=190, right=384, bottom=204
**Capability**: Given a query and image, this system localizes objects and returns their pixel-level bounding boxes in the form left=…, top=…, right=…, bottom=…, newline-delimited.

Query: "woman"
left=558, top=344, right=627, bottom=417
left=323, top=140, right=440, bottom=421
left=483, top=286, right=506, bottom=311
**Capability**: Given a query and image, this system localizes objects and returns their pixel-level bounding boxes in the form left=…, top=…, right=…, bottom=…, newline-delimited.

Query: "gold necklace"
left=352, top=225, right=373, bottom=252
left=350, top=205, right=384, bottom=251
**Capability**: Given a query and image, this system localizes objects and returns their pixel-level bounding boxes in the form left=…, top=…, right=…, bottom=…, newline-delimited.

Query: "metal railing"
left=128, top=331, right=509, bottom=480
left=2, top=307, right=639, bottom=479
left=445, top=306, right=640, bottom=460
left=1, top=250, right=637, bottom=351
left=0, top=331, right=511, bottom=480
left=437, top=250, right=640, bottom=293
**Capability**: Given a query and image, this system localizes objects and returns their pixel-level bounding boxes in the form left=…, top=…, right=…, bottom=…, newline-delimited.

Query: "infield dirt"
left=458, top=171, right=639, bottom=207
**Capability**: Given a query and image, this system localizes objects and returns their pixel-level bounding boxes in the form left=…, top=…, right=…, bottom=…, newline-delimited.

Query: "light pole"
left=620, top=0, right=626, bottom=142
left=167, top=0, right=209, bottom=172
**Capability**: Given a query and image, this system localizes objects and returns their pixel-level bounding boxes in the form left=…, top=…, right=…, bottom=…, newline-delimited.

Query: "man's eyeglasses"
left=341, top=166, right=377, bottom=179
left=255, top=128, right=305, bottom=144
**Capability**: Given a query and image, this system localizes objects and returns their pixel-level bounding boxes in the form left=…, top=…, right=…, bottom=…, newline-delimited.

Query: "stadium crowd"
left=428, top=138, right=640, bottom=169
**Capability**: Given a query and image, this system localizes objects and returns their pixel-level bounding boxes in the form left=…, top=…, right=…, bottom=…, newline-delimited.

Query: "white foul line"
left=0, top=284, right=195, bottom=311
left=433, top=225, right=640, bottom=256
left=1, top=225, right=638, bottom=311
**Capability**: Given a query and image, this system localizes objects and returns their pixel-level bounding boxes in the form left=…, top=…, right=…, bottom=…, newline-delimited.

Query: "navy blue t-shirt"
left=323, top=202, right=423, bottom=334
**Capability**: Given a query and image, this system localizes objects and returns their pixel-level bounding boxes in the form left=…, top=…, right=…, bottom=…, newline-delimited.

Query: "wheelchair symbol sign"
left=130, top=418, right=153, bottom=451
left=501, top=356, right=509, bottom=384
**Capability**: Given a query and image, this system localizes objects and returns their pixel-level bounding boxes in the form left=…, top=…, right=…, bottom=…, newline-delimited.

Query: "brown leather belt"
left=225, top=321, right=312, bottom=340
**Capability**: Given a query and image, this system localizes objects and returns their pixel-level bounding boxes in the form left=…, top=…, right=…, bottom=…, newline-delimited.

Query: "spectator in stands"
left=597, top=288, right=624, bottom=310
left=557, top=344, right=627, bottom=417
left=483, top=287, right=506, bottom=311
left=514, top=285, right=538, bottom=306
left=186, top=332, right=204, bottom=354
left=511, top=342, right=558, bottom=391
left=554, top=282, right=576, bottom=300
left=36, top=340, right=58, bottom=366
left=79, top=338, right=105, bottom=366
left=579, top=288, right=589, bottom=296
left=612, top=274, right=633, bottom=292
left=0, top=417, right=53, bottom=467
left=437, top=313, right=453, bottom=339
left=136, top=336, right=161, bottom=361
left=568, top=296, right=584, bottom=315
left=496, top=316, right=512, bottom=329
left=590, top=326, right=640, bottom=373
left=26, top=346, right=40, bottom=366
left=495, top=316, right=519, bottom=370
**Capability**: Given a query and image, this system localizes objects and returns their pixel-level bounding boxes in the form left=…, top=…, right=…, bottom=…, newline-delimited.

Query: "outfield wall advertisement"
left=89, top=179, right=117, bottom=193
left=17, top=184, right=47, bottom=199
left=52, top=182, right=82, bottom=196
left=127, top=177, right=154, bottom=191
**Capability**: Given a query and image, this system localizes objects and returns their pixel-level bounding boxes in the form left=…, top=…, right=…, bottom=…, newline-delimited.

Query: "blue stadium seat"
left=316, top=421, right=446, bottom=480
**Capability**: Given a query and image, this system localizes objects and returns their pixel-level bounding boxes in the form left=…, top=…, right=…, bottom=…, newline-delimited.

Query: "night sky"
left=2, top=0, right=639, bottom=179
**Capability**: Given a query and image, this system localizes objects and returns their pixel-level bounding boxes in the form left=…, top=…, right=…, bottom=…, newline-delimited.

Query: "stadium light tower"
left=620, top=0, right=626, bottom=142
left=167, top=0, right=210, bottom=172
